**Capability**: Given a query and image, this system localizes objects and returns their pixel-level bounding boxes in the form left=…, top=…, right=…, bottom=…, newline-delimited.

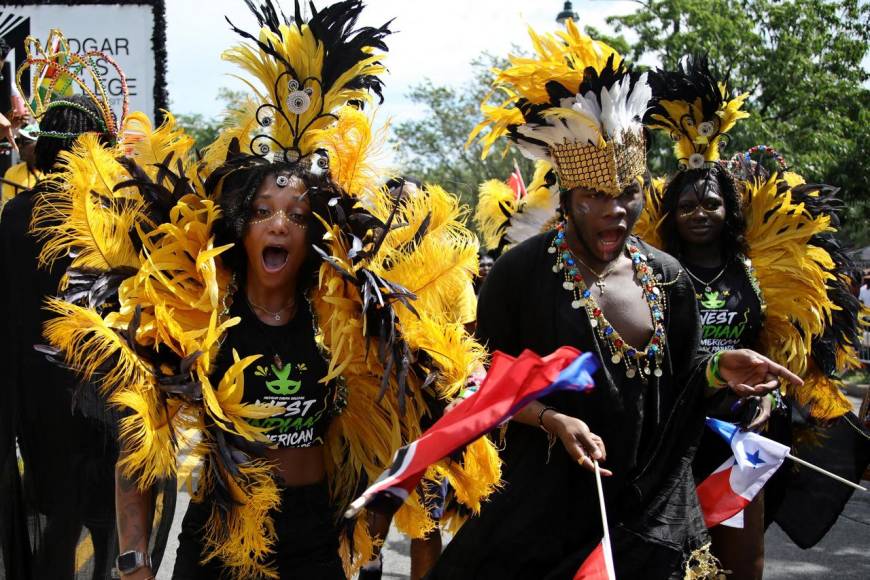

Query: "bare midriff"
left=263, top=445, right=326, bottom=486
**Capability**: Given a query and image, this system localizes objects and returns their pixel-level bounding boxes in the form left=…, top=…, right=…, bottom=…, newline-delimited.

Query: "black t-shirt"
left=684, top=258, right=762, bottom=354
left=212, top=294, right=334, bottom=448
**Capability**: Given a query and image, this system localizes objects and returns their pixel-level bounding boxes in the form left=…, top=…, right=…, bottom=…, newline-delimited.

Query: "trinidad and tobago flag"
left=345, top=347, right=599, bottom=517
left=697, top=417, right=790, bottom=528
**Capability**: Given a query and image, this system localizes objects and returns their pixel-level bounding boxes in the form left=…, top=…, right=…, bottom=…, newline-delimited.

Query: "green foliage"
left=175, top=88, right=248, bottom=153
left=390, top=53, right=535, bottom=214
left=609, top=0, right=870, bottom=244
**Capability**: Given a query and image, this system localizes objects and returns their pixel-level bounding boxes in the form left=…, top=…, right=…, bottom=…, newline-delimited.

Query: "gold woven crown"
left=550, top=128, right=646, bottom=194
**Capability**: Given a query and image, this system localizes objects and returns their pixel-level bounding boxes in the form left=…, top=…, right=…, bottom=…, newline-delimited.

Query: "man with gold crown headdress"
left=429, top=20, right=803, bottom=580
left=18, top=1, right=501, bottom=578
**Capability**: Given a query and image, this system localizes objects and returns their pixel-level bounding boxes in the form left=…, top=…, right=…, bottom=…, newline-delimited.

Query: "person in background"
left=2, top=124, right=43, bottom=205
left=475, top=252, right=494, bottom=295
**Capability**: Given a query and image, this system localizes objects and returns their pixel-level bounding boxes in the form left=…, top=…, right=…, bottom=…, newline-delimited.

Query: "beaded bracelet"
left=706, top=352, right=727, bottom=389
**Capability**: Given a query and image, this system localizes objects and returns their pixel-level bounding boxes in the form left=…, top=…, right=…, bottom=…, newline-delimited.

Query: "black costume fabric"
left=429, top=232, right=711, bottom=580
left=686, top=260, right=761, bottom=355
left=211, top=294, right=336, bottom=448
left=0, top=185, right=174, bottom=579
left=173, top=481, right=344, bottom=579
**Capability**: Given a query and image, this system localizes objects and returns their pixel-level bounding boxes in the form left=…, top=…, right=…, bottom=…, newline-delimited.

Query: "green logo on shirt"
left=700, top=291, right=726, bottom=309
left=265, top=363, right=302, bottom=395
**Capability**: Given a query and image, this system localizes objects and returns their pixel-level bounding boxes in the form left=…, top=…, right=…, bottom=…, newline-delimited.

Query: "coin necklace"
left=550, top=223, right=666, bottom=380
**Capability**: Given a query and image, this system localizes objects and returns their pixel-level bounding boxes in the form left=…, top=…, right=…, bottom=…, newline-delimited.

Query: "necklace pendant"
left=273, top=354, right=284, bottom=370
left=595, top=279, right=607, bottom=294
left=704, top=286, right=712, bottom=293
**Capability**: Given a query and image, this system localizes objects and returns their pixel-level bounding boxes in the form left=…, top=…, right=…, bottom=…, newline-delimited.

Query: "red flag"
left=574, top=542, right=610, bottom=579
left=345, top=347, right=598, bottom=516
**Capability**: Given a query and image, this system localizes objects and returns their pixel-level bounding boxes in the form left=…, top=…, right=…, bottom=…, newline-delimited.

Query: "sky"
left=165, top=0, right=640, bottom=125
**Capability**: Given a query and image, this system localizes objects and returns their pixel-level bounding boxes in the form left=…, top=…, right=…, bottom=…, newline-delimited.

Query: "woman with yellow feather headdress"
left=28, top=1, right=500, bottom=578
left=430, top=20, right=803, bottom=580
left=638, top=55, right=869, bottom=578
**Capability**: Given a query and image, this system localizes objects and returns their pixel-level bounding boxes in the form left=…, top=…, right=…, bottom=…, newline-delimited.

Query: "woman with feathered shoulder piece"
left=29, top=2, right=499, bottom=578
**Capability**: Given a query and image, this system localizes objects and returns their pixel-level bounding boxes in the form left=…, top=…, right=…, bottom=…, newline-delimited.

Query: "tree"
left=391, top=53, right=536, bottom=214
left=608, top=0, right=870, bottom=244
left=175, top=88, right=248, bottom=153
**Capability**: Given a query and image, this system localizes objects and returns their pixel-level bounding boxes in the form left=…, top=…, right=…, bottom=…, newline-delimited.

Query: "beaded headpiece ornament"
left=470, top=20, right=650, bottom=196
left=222, top=0, right=390, bottom=172
left=646, top=55, right=748, bottom=171
left=15, top=29, right=128, bottom=142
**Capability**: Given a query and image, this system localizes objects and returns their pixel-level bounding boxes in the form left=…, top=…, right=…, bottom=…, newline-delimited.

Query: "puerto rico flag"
left=697, top=417, right=790, bottom=528
left=345, top=347, right=599, bottom=517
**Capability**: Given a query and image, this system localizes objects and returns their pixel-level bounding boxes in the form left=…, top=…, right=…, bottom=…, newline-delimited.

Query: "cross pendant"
left=595, top=279, right=607, bottom=294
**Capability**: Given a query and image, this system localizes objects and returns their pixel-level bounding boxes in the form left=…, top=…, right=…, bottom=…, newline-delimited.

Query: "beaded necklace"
left=550, top=224, right=666, bottom=380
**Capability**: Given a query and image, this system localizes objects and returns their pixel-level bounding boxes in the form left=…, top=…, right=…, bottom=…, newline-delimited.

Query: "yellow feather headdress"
left=647, top=55, right=749, bottom=170
left=16, top=29, right=128, bottom=142
left=221, top=0, right=390, bottom=170
left=470, top=19, right=650, bottom=196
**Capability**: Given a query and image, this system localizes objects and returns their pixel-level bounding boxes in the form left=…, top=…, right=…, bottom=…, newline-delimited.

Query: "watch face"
left=116, top=551, right=141, bottom=572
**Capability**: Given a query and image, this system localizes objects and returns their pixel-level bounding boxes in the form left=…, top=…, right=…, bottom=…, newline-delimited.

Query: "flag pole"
left=786, top=453, right=867, bottom=492
left=593, top=459, right=617, bottom=580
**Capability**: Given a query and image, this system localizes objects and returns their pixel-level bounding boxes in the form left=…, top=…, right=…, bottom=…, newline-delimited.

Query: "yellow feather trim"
left=634, top=176, right=666, bottom=248
left=197, top=456, right=282, bottom=580
left=320, top=106, right=388, bottom=200
left=122, top=110, right=197, bottom=178
left=31, top=133, right=145, bottom=271
left=475, top=179, right=517, bottom=251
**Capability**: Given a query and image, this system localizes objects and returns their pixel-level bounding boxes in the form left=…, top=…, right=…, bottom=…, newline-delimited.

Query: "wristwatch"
left=115, top=550, right=151, bottom=575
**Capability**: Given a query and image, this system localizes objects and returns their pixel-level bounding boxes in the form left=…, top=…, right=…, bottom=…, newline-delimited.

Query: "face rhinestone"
left=276, top=174, right=290, bottom=187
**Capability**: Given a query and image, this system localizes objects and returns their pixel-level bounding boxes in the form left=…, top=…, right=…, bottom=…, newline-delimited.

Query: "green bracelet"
left=706, top=352, right=727, bottom=388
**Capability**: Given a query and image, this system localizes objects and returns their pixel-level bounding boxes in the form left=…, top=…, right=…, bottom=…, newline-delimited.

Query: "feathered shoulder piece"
left=476, top=160, right=560, bottom=253
left=741, top=170, right=862, bottom=420
left=16, top=29, right=128, bottom=143
left=647, top=55, right=748, bottom=170
left=469, top=19, right=650, bottom=196
left=222, top=0, right=391, bottom=165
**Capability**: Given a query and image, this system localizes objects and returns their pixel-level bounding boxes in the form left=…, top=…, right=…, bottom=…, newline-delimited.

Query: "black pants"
left=173, top=481, right=345, bottom=579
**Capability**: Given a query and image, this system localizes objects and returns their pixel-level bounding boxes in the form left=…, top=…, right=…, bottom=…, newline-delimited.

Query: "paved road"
left=157, top=490, right=869, bottom=579
left=157, top=394, right=869, bottom=578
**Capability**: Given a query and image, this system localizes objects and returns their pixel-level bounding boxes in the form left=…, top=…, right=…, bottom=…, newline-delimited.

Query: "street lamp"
left=556, top=1, right=579, bottom=25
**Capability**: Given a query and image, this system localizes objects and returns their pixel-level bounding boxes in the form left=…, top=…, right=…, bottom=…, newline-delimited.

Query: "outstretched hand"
left=718, top=348, right=803, bottom=397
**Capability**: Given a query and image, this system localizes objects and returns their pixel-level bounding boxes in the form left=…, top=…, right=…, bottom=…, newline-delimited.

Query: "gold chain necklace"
left=568, top=251, right=617, bottom=295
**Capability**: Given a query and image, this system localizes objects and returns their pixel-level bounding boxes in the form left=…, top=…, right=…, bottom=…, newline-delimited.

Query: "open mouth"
left=261, top=246, right=289, bottom=273
left=597, top=227, right=626, bottom=252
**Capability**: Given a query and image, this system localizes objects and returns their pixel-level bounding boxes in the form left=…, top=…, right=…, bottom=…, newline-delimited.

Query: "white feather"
left=505, top=187, right=560, bottom=246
